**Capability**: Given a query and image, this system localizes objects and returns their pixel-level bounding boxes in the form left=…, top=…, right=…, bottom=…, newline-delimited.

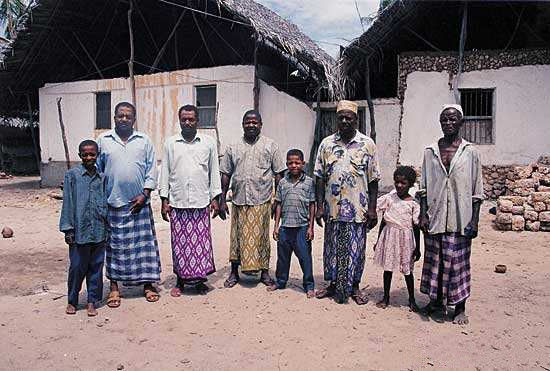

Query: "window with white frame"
left=195, top=85, right=217, bottom=128
left=95, top=92, right=111, bottom=129
left=459, top=88, right=494, bottom=144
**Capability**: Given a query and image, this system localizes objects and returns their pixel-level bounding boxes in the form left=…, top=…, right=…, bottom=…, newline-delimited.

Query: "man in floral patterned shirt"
left=314, top=100, right=380, bottom=304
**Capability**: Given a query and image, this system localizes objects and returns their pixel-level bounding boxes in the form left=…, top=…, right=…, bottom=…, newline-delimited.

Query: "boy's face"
left=394, top=174, right=411, bottom=197
left=79, top=145, right=98, bottom=168
left=286, top=155, right=304, bottom=175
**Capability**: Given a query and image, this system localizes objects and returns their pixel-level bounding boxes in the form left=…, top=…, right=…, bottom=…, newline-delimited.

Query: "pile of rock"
left=495, top=156, right=550, bottom=232
left=482, top=165, right=512, bottom=199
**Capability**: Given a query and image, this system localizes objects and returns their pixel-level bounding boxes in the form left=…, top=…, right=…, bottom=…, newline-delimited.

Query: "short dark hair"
left=242, top=109, right=262, bottom=123
left=114, top=102, right=136, bottom=117
left=287, top=149, right=304, bottom=161
left=393, top=166, right=417, bottom=185
left=178, top=104, right=199, bottom=118
left=78, top=139, right=98, bottom=153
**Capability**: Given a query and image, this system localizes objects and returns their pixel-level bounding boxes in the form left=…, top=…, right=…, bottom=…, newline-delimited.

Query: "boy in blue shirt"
left=59, top=140, right=108, bottom=316
left=267, top=149, right=316, bottom=298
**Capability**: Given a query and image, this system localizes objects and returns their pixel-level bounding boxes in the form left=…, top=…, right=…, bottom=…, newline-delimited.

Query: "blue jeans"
left=68, top=242, right=105, bottom=305
left=275, top=226, right=314, bottom=292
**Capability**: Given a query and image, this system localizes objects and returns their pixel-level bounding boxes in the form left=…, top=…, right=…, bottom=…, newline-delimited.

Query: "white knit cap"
left=440, top=104, right=463, bottom=117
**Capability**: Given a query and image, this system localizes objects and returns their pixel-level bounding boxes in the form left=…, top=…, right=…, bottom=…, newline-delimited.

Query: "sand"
left=1, top=176, right=549, bottom=370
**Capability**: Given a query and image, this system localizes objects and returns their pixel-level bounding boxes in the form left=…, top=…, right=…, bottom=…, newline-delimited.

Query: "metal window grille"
left=459, top=89, right=494, bottom=144
left=95, top=92, right=111, bottom=129
left=195, top=85, right=217, bottom=128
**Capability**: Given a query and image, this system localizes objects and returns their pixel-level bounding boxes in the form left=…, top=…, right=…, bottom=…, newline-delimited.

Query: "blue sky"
left=256, top=0, right=381, bottom=57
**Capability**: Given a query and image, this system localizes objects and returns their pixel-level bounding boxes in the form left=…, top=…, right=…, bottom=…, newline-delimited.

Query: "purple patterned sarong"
left=170, top=207, right=215, bottom=282
left=420, top=233, right=471, bottom=305
left=323, top=221, right=367, bottom=297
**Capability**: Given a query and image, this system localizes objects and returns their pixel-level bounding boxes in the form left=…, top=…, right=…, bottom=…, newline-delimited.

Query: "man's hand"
left=315, top=203, right=325, bottom=227
left=64, top=231, right=75, bottom=246
left=306, top=226, right=314, bottom=241
left=210, top=199, right=220, bottom=219
left=419, top=213, right=430, bottom=233
left=413, top=248, right=421, bottom=262
left=130, top=193, right=147, bottom=214
left=464, top=220, right=479, bottom=239
left=365, top=209, right=378, bottom=229
left=273, top=226, right=280, bottom=241
left=161, top=199, right=171, bottom=222
left=219, top=200, right=229, bottom=220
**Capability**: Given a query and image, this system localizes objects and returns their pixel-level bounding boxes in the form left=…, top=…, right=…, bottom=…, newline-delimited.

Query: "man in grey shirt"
left=219, top=110, right=286, bottom=288
left=418, top=104, right=484, bottom=325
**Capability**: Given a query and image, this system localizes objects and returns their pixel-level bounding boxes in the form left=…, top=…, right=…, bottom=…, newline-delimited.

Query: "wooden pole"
left=253, top=35, right=260, bottom=111
left=73, top=32, right=105, bottom=79
left=213, top=102, right=221, bottom=156
left=26, top=94, right=41, bottom=175
left=453, top=3, right=468, bottom=103
left=308, top=87, right=322, bottom=175
left=365, top=59, right=376, bottom=142
left=192, top=11, right=215, bottom=65
left=150, top=10, right=187, bottom=73
left=56, top=98, right=71, bottom=170
left=128, top=0, right=136, bottom=110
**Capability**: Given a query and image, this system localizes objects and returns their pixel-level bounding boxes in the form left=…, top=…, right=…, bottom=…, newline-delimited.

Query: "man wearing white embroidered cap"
left=417, top=104, right=484, bottom=325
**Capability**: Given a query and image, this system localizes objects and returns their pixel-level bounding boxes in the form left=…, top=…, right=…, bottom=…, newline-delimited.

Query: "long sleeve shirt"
left=158, top=133, right=222, bottom=209
left=96, top=130, right=158, bottom=208
left=59, top=165, right=108, bottom=244
left=219, top=135, right=286, bottom=206
left=418, top=140, right=484, bottom=235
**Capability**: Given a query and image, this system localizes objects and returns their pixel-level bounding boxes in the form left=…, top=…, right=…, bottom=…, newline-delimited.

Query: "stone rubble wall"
left=494, top=155, right=550, bottom=232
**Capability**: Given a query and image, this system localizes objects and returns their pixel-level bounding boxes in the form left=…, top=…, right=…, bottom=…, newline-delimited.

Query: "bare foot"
left=306, top=290, right=315, bottom=298
left=259, top=271, right=275, bottom=286
left=453, top=312, right=469, bottom=325
left=409, top=300, right=419, bottom=312
left=87, top=303, right=97, bottom=317
left=376, top=298, right=389, bottom=309
left=170, top=287, right=182, bottom=297
left=65, top=304, right=76, bottom=315
left=266, top=284, right=279, bottom=292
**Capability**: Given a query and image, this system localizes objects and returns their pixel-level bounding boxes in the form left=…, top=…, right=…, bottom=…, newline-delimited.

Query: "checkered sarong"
left=106, top=204, right=161, bottom=283
left=420, top=233, right=471, bottom=305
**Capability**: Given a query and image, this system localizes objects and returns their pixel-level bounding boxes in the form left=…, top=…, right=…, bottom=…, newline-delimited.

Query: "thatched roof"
left=339, top=0, right=550, bottom=99
left=0, top=0, right=335, bottom=117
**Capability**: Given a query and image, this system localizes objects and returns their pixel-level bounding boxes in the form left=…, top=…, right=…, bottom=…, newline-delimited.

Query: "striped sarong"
left=229, top=202, right=271, bottom=272
left=106, top=204, right=161, bottom=283
left=420, top=233, right=471, bottom=305
left=323, top=221, right=367, bottom=297
left=170, top=207, right=215, bottom=282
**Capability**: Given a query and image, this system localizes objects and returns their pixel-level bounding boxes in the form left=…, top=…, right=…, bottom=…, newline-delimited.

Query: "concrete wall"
left=259, top=80, right=315, bottom=162
left=399, top=64, right=550, bottom=167
left=39, top=65, right=317, bottom=186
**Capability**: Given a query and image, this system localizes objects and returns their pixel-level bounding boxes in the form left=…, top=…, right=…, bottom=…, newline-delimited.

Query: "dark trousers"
left=275, top=226, right=314, bottom=292
left=68, top=242, right=106, bottom=306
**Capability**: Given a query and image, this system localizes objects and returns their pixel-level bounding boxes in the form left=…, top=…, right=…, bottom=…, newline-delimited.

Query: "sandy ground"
left=1, top=176, right=549, bottom=371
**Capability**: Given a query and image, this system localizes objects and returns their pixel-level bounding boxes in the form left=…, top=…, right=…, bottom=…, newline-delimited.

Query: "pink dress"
left=373, top=191, right=420, bottom=275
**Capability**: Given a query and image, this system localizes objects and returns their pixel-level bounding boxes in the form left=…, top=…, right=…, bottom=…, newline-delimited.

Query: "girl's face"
left=394, top=175, right=411, bottom=197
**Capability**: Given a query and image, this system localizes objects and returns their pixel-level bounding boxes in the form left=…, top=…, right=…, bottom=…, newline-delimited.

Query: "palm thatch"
left=0, top=0, right=337, bottom=117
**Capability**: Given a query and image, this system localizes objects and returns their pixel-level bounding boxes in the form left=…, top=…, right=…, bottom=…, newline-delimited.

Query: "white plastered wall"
left=399, top=64, right=550, bottom=166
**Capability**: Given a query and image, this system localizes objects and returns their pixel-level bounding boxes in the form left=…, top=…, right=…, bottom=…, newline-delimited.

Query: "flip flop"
left=87, top=305, right=98, bottom=317
left=66, top=304, right=77, bottom=315
left=170, top=287, right=182, bottom=297
left=351, top=290, right=369, bottom=305
left=260, top=275, right=275, bottom=287
left=144, top=287, right=160, bottom=302
left=306, top=290, right=315, bottom=298
left=315, top=287, right=334, bottom=299
left=224, top=275, right=239, bottom=288
left=106, top=291, right=121, bottom=308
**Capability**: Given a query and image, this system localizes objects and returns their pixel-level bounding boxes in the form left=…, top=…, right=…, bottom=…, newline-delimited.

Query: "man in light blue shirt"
left=96, top=102, right=161, bottom=307
left=159, top=105, right=221, bottom=296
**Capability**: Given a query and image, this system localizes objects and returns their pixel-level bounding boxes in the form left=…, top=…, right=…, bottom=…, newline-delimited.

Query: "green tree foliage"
left=0, top=0, right=27, bottom=39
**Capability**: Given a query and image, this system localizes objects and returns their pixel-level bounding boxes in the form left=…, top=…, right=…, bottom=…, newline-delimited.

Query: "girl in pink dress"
left=374, top=166, right=421, bottom=311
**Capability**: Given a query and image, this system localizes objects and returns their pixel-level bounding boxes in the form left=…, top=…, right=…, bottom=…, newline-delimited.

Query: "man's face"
left=179, top=110, right=198, bottom=137
left=439, top=108, right=463, bottom=137
left=242, top=114, right=262, bottom=138
left=79, top=145, right=98, bottom=168
left=114, top=106, right=135, bottom=133
left=286, top=155, right=304, bottom=176
left=337, top=110, right=357, bottom=137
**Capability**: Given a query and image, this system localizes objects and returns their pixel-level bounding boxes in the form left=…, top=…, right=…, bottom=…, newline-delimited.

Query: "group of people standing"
left=60, top=99, right=482, bottom=326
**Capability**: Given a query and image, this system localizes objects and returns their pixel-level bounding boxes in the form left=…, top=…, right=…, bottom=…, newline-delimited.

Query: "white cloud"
left=256, top=0, right=380, bottom=57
